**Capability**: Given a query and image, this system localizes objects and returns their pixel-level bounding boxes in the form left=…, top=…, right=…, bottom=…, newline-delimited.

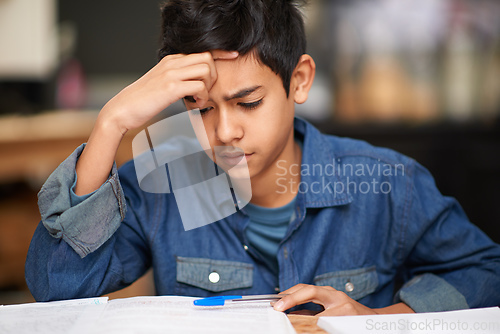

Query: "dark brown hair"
left=158, top=0, right=307, bottom=95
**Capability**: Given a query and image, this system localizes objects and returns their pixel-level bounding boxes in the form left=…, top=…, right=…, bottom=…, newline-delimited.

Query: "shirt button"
left=345, top=282, right=354, bottom=292
left=243, top=245, right=249, bottom=251
left=274, top=287, right=280, bottom=293
left=209, top=272, right=220, bottom=283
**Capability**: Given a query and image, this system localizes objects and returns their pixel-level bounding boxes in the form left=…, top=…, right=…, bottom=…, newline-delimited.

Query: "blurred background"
left=0, top=0, right=499, bottom=304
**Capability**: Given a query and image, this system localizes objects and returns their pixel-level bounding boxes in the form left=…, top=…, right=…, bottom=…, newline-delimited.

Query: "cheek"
left=197, top=114, right=217, bottom=144
left=252, top=104, right=293, bottom=148
left=263, top=97, right=294, bottom=128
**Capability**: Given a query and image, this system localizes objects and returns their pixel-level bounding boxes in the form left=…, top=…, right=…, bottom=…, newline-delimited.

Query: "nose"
left=215, top=108, right=243, bottom=144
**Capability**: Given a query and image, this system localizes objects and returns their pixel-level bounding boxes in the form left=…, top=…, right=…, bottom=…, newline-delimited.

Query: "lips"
left=219, top=150, right=245, bottom=158
left=216, top=149, right=252, bottom=167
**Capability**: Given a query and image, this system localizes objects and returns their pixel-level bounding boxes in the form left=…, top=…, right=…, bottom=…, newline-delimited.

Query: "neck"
left=249, top=131, right=302, bottom=208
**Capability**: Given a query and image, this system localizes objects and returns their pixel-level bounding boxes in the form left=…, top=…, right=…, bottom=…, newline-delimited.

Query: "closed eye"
left=238, top=99, right=263, bottom=110
left=199, top=106, right=213, bottom=114
left=184, top=96, right=212, bottom=115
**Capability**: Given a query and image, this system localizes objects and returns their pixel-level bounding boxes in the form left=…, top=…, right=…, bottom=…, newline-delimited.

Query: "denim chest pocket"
left=176, top=256, right=253, bottom=293
left=313, top=266, right=378, bottom=301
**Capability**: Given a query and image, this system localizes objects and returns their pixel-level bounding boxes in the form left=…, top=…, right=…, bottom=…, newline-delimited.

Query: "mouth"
left=216, top=150, right=253, bottom=167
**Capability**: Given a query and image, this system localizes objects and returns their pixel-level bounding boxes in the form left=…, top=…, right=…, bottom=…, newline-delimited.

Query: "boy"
left=26, top=0, right=500, bottom=316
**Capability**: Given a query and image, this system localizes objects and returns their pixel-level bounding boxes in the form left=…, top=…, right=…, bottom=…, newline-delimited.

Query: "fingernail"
left=274, top=300, right=285, bottom=311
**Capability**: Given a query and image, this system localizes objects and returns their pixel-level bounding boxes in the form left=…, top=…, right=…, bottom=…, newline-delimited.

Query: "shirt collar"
left=294, top=117, right=353, bottom=208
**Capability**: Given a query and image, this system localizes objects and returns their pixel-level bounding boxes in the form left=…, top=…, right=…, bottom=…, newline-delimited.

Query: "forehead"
left=212, top=53, right=281, bottom=96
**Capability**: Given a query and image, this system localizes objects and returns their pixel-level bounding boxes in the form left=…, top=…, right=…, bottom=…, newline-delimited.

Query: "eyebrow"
left=184, top=85, right=263, bottom=104
left=224, top=85, right=262, bottom=101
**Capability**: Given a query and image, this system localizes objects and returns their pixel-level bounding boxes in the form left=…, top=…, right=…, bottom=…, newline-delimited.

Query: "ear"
left=290, top=54, right=316, bottom=104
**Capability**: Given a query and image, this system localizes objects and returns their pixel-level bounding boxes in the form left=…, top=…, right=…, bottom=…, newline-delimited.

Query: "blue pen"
left=193, top=294, right=287, bottom=306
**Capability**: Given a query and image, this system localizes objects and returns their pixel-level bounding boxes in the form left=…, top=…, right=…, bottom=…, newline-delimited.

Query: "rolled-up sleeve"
left=38, top=144, right=127, bottom=258
left=394, top=273, right=469, bottom=312
left=393, top=160, right=500, bottom=312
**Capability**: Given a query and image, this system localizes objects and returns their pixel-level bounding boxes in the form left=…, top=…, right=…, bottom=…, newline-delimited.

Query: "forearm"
left=75, top=111, right=125, bottom=196
left=75, top=51, right=240, bottom=196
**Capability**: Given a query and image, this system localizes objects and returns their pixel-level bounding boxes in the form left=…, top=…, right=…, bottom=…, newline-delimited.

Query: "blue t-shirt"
left=244, top=196, right=297, bottom=276
left=244, top=138, right=302, bottom=278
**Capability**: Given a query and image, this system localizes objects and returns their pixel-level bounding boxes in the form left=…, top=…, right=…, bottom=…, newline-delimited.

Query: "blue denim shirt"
left=25, top=118, right=500, bottom=312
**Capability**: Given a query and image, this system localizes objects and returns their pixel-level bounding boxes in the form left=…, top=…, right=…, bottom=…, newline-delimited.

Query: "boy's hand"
left=100, top=50, right=238, bottom=136
left=273, top=284, right=414, bottom=316
left=74, top=50, right=237, bottom=196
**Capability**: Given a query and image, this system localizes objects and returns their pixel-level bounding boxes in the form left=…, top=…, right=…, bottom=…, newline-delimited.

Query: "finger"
left=164, top=64, right=213, bottom=104
left=192, top=52, right=218, bottom=88
left=279, top=283, right=308, bottom=296
left=170, top=80, right=209, bottom=109
left=159, top=53, right=185, bottom=63
left=211, top=50, right=239, bottom=60
left=274, top=285, right=337, bottom=312
left=164, top=52, right=218, bottom=89
left=272, top=285, right=307, bottom=310
left=175, top=63, right=214, bottom=89
left=191, top=85, right=210, bottom=109
left=274, top=285, right=312, bottom=312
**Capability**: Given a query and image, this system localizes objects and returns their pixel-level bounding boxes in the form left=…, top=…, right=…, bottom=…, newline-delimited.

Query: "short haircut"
left=158, top=0, right=307, bottom=96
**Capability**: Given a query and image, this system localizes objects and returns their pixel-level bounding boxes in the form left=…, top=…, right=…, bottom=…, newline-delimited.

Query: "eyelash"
left=238, top=99, right=263, bottom=110
left=199, top=107, right=213, bottom=114
left=198, top=99, right=263, bottom=115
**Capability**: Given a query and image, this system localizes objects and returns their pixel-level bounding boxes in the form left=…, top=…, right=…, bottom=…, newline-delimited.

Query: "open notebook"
left=0, top=296, right=296, bottom=334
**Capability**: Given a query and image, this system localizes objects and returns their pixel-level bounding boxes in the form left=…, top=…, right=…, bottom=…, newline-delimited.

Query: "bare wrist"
left=95, top=109, right=127, bottom=140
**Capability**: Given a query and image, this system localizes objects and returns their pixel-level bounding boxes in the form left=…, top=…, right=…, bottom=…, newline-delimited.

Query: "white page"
left=0, top=297, right=108, bottom=334
left=0, top=295, right=295, bottom=334
left=317, top=307, right=500, bottom=334
left=91, top=296, right=296, bottom=334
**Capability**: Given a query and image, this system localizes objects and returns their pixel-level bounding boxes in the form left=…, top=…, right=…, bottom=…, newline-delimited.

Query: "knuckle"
left=201, top=63, right=211, bottom=75
left=201, top=51, right=212, bottom=61
left=159, top=55, right=169, bottom=64
left=164, top=68, right=173, bottom=78
left=341, top=302, right=356, bottom=313
left=164, top=80, right=175, bottom=92
left=304, top=284, right=316, bottom=292
left=193, top=81, right=205, bottom=91
left=336, top=290, right=348, bottom=298
left=304, top=285, right=319, bottom=296
left=162, top=54, right=176, bottom=63
left=164, top=68, right=179, bottom=81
